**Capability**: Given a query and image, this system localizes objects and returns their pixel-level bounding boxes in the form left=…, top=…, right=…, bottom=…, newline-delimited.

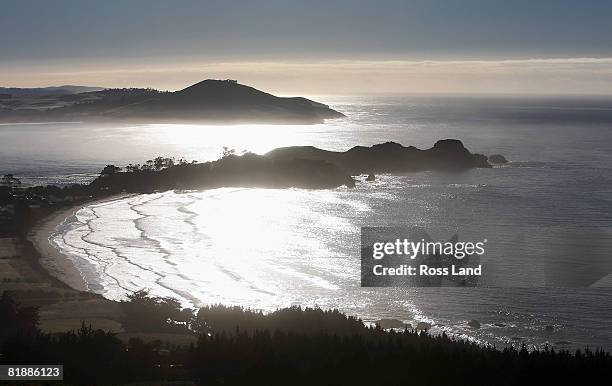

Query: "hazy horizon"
left=3, top=58, right=612, bottom=97
left=2, top=1, right=612, bottom=95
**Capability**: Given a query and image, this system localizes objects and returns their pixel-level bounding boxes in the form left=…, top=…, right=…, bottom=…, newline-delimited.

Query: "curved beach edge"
left=28, top=205, right=89, bottom=292
left=27, top=194, right=136, bottom=293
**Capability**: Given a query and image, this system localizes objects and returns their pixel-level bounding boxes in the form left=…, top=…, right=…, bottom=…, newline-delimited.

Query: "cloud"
left=2, top=57, right=612, bottom=95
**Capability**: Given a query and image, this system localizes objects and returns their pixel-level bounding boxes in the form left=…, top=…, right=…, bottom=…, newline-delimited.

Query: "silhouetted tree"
left=119, top=290, right=194, bottom=333
left=100, top=164, right=120, bottom=176
left=0, top=292, right=39, bottom=343
left=1, top=174, right=21, bottom=190
left=221, top=146, right=236, bottom=158
left=1, top=292, right=611, bottom=385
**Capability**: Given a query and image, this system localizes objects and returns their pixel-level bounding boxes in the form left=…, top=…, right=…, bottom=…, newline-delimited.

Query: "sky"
left=1, top=0, right=612, bottom=95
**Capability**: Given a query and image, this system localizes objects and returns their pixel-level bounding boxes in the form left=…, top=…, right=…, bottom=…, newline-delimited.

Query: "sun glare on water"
left=141, top=123, right=322, bottom=160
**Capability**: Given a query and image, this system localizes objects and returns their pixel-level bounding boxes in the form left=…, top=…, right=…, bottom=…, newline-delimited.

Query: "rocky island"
left=0, top=79, right=344, bottom=124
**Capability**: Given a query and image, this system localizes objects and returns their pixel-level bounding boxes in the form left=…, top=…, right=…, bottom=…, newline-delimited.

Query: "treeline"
left=1, top=292, right=611, bottom=385
left=54, top=88, right=166, bottom=113
left=89, top=151, right=351, bottom=194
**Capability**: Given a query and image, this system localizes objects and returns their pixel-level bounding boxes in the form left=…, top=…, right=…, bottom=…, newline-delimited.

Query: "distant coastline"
left=0, top=79, right=345, bottom=124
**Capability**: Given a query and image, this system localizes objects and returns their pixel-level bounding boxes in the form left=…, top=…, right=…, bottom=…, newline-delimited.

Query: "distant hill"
left=0, top=80, right=344, bottom=124
left=0, top=85, right=104, bottom=97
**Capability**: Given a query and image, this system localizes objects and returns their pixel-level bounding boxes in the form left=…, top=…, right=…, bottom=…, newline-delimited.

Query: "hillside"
left=0, top=80, right=344, bottom=124
left=265, top=139, right=490, bottom=173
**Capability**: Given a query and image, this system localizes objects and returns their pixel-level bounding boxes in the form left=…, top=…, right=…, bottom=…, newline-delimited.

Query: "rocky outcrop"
left=488, top=154, right=508, bottom=164
left=376, top=318, right=410, bottom=330
left=265, top=139, right=491, bottom=174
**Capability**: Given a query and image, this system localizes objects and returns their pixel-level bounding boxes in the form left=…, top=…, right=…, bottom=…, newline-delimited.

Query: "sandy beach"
left=28, top=204, right=89, bottom=291
left=0, top=194, right=143, bottom=334
left=27, top=194, right=137, bottom=293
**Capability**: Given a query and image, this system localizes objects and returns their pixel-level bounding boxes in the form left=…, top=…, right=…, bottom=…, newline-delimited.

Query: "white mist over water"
left=2, top=95, right=612, bottom=350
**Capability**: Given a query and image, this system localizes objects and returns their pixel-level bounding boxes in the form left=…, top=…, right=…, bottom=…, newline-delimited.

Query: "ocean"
left=2, top=94, right=612, bottom=351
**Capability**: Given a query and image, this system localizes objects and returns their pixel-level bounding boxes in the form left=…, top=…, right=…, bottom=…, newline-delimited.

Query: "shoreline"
left=27, top=194, right=136, bottom=294
left=28, top=204, right=89, bottom=292
left=20, top=187, right=612, bottom=353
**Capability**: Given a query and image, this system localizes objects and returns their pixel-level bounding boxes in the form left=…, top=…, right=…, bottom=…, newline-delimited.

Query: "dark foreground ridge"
left=1, top=292, right=610, bottom=386
left=0, top=79, right=344, bottom=124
